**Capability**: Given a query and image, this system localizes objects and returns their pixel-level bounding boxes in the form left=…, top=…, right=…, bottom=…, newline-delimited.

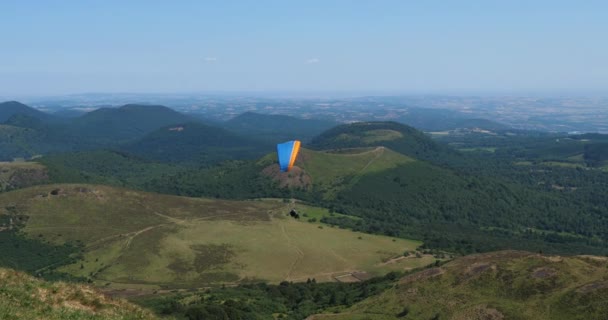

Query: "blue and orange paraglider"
left=276, top=140, right=301, bottom=172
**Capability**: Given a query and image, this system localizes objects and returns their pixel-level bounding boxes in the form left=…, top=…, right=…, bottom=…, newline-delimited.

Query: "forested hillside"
left=0, top=101, right=52, bottom=122
left=125, top=122, right=271, bottom=165
left=63, top=104, right=196, bottom=144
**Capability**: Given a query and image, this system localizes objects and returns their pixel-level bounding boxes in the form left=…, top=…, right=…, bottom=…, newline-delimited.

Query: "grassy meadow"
left=0, top=184, right=429, bottom=291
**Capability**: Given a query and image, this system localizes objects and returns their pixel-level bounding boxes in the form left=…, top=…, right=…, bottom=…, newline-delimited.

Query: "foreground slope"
left=0, top=184, right=428, bottom=290
left=310, top=251, right=608, bottom=320
left=0, top=268, right=154, bottom=320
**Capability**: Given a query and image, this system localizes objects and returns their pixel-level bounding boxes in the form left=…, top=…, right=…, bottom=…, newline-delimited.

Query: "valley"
left=0, top=100, right=607, bottom=319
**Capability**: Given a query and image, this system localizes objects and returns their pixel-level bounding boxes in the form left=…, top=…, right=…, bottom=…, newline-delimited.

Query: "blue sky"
left=1, top=1, right=607, bottom=95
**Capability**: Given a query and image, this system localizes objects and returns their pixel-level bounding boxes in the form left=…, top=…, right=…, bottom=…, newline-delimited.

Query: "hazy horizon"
left=2, top=1, right=608, bottom=96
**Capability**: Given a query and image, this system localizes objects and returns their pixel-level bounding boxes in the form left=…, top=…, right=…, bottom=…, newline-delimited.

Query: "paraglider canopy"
left=277, top=140, right=301, bottom=172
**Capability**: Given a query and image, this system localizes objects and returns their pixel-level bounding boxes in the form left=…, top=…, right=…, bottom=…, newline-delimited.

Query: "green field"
left=0, top=184, right=428, bottom=291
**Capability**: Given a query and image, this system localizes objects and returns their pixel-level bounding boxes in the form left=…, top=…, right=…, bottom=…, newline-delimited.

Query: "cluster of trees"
left=0, top=229, right=83, bottom=281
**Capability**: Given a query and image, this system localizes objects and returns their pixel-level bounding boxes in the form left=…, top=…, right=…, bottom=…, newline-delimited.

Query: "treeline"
left=136, top=271, right=403, bottom=320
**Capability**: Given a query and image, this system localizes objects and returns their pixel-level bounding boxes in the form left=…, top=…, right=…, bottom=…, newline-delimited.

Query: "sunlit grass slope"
left=310, top=251, right=608, bottom=320
left=0, top=268, right=155, bottom=320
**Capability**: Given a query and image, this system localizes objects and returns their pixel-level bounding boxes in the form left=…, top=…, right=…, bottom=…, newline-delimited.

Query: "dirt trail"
left=123, top=225, right=163, bottom=249
left=377, top=255, right=408, bottom=266
left=280, top=222, right=305, bottom=281
left=152, top=211, right=185, bottom=224
left=359, top=147, right=385, bottom=173
left=191, top=213, right=242, bottom=222
left=290, top=269, right=361, bottom=282
left=327, top=247, right=349, bottom=264
left=85, top=223, right=167, bottom=250
left=331, top=147, right=383, bottom=157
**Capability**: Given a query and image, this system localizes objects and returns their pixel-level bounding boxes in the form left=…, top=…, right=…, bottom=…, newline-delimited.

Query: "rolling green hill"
left=0, top=101, right=52, bottom=122
left=0, top=102, right=259, bottom=162
left=125, top=122, right=271, bottom=165
left=66, top=104, right=196, bottom=143
left=309, top=251, right=608, bottom=320
left=309, top=121, right=458, bottom=164
left=259, top=147, right=415, bottom=198
left=0, top=102, right=89, bottom=159
left=0, top=184, right=429, bottom=290
left=223, top=112, right=337, bottom=143
left=0, top=267, right=155, bottom=320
